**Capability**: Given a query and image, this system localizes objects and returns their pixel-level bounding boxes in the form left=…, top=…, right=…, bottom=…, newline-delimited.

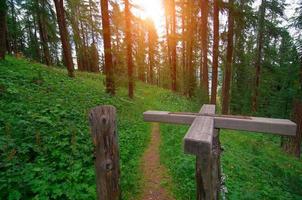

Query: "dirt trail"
left=140, top=123, right=174, bottom=200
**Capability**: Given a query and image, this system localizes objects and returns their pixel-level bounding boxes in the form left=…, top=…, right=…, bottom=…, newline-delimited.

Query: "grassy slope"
left=1, top=57, right=301, bottom=200
left=0, top=56, right=197, bottom=200
left=160, top=126, right=302, bottom=199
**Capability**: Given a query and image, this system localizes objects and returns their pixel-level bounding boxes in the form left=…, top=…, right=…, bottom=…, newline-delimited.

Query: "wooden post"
left=89, top=105, right=121, bottom=200
left=183, top=105, right=220, bottom=200
left=282, top=100, right=302, bottom=158
left=143, top=104, right=297, bottom=199
left=212, top=128, right=221, bottom=199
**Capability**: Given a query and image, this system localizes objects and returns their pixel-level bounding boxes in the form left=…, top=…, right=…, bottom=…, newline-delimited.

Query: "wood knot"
left=104, top=159, right=113, bottom=171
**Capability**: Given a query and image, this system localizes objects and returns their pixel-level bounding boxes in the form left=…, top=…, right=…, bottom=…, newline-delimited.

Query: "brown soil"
left=140, top=123, right=174, bottom=200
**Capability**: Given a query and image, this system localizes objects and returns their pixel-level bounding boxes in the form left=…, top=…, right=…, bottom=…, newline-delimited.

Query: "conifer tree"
left=124, top=0, right=134, bottom=98
left=0, top=0, right=7, bottom=60
left=100, top=0, right=115, bottom=95
left=53, top=0, right=74, bottom=77
left=222, top=0, right=234, bottom=114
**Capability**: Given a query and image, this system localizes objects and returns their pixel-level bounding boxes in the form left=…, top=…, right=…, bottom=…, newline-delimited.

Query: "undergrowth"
left=0, top=56, right=195, bottom=200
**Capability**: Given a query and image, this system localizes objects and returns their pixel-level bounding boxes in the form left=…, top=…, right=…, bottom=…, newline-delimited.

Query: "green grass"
left=0, top=56, right=196, bottom=200
left=2, top=56, right=301, bottom=200
left=160, top=125, right=302, bottom=200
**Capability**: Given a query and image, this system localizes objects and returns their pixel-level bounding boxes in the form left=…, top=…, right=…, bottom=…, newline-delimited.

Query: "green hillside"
left=0, top=57, right=197, bottom=199
left=0, top=57, right=301, bottom=200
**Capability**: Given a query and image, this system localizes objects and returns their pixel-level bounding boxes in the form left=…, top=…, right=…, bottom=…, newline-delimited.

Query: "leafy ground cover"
left=2, top=56, right=301, bottom=200
left=160, top=125, right=302, bottom=200
left=0, top=56, right=196, bottom=200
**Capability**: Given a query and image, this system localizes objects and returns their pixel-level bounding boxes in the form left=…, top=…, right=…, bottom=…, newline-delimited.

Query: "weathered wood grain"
left=143, top=104, right=298, bottom=200
left=214, top=116, right=296, bottom=136
left=143, top=110, right=195, bottom=125
left=89, top=105, right=120, bottom=200
left=185, top=105, right=216, bottom=200
left=143, top=111, right=297, bottom=136
left=211, top=129, right=221, bottom=200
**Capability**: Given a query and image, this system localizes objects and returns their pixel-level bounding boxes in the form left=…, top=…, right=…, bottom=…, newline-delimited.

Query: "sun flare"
left=134, top=0, right=165, bottom=33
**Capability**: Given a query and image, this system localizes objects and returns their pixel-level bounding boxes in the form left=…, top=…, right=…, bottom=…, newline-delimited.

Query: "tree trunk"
left=5, top=21, right=11, bottom=54
left=68, top=2, right=84, bottom=71
left=0, top=1, right=7, bottom=60
left=181, top=0, right=186, bottom=94
left=222, top=0, right=234, bottom=114
left=281, top=100, right=302, bottom=158
left=100, top=0, right=115, bottom=95
left=147, top=22, right=155, bottom=84
left=124, top=0, right=134, bottom=98
left=211, top=0, right=219, bottom=105
left=89, top=0, right=96, bottom=44
left=9, top=0, right=18, bottom=54
left=9, top=0, right=14, bottom=53
left=252, top=0, right=266, bottom=112
left=37, top=0, right=52, bottom=66
left=187, top=0, right=195, bottom=98
left=80, top=20, right=90, bottom=72
left=53, top=0, right=74, bottom=77
left=171, top=0, right=177, bottom=92
left=136, top=23, right=146, bottom=82
left=201, top=0, right=209, bottom=99
left=164, top=0, right=172, bottom=90
left=33, top=16, right=42, bottom=62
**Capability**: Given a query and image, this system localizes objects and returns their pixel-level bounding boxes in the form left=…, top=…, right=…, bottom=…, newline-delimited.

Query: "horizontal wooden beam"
left=143, top=111, right=297, bottom=136
left=143, top=111, right=195, bottom=125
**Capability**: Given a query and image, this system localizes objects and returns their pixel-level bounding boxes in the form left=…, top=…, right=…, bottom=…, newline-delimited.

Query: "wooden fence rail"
left=143, top=104, right=297, bottom=200
left=87, top=104, right=297, bottom=200
left=143, top=111, right=296, bottom=136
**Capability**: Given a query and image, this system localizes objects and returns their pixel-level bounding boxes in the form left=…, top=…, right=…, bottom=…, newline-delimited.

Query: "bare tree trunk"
left=171, top=0, right=177, bottom=92
left=5, top=21, right=11, bottom=54
left=89, top=0, right=96, bottom=44
left=187, top=0, right=195, bottom=98
left=222, top=0, right=234, bottom=114
left=181, top=0, right=186, bottom=94
left=53, top=0, right=74, bottom=77
left=80, top=20, right=90, bottom=71
left=147, top=22, right=155, bottom=84
left=201, top=0, right=209, bottom=99
left=33, top=16, right=42, bottom=62
left=100, top=0, right=115, bottom=95
left=37, top=0, right=52, bottom=66
left=164, top=0, right=172, bottom=90
left=252, top=0, right=266, bottom=112
left=9, top=0, right=18, bottom=54
left=211, top=0, right=219, bottom=105
left=124, top=0, right=134, bottom=98
left=68, top=2, right=84, bottom=71
left=136, top=23, right=146, bottom=82
left=165, top=13, right=171, bottom=72
left=0, top=1, right=7, bottom=60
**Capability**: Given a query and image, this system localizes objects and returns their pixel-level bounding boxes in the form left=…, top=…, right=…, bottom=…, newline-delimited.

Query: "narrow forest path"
left=140, top=123, right=175, bottom=200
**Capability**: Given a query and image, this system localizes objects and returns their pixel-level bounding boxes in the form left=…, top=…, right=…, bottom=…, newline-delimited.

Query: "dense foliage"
left=0, top=57, right=197, bottom=199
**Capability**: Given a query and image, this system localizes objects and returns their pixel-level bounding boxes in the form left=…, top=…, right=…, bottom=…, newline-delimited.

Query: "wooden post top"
left=183, top=105, right=216, bottom=155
